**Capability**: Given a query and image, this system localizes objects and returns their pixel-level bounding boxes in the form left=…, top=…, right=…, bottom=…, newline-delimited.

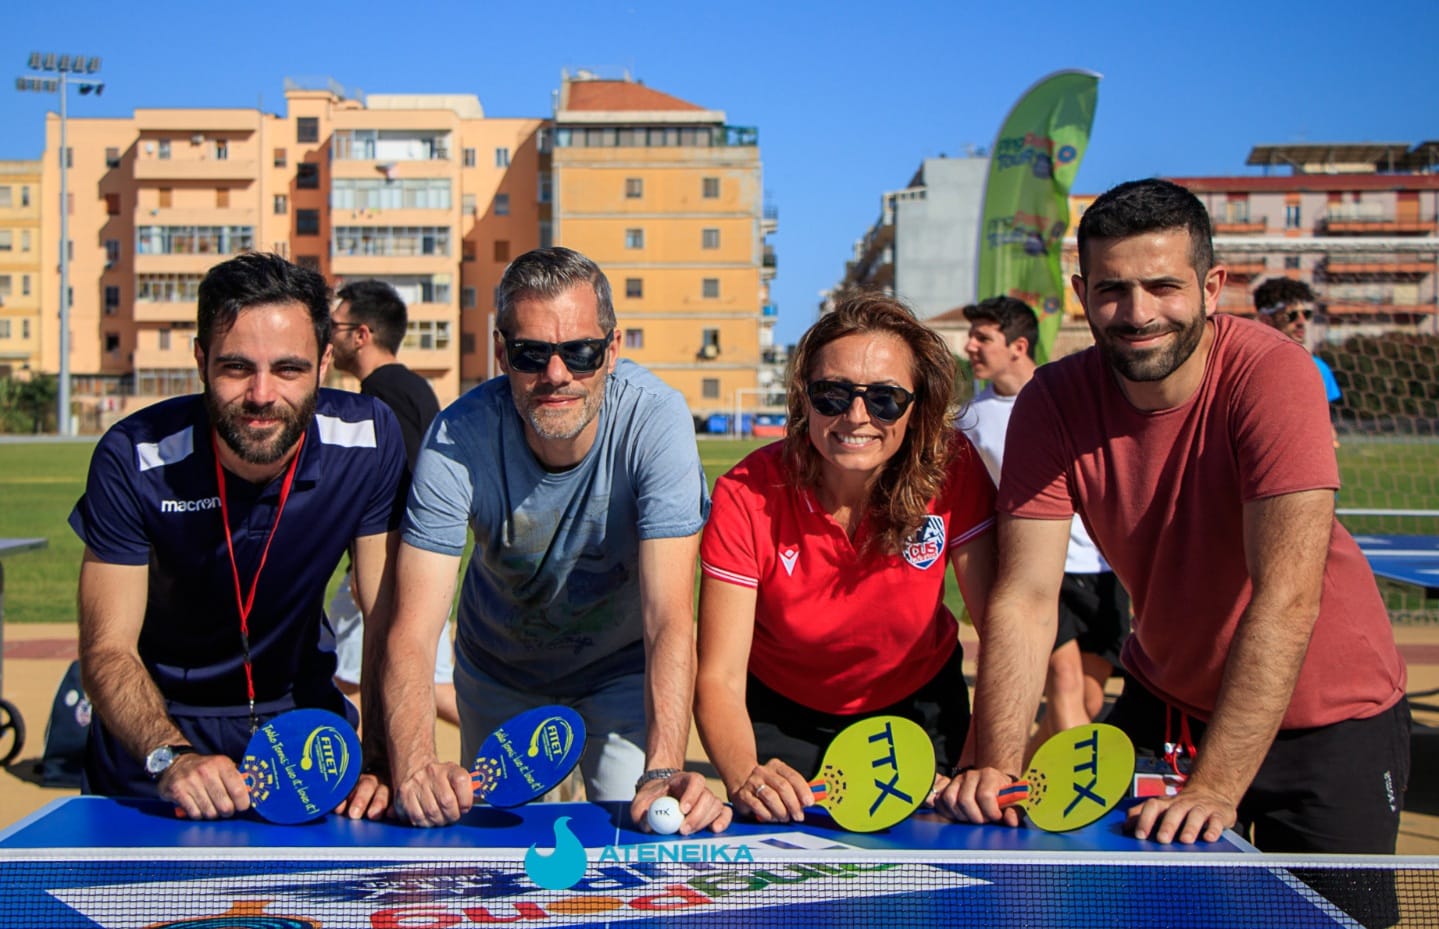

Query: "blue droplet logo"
left=524, top=816, right=587, bottom=890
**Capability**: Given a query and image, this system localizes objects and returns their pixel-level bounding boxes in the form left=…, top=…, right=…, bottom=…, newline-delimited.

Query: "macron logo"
left=160, top=496, right=221, bottom=514
left=779, top=548, right=799, bottom=576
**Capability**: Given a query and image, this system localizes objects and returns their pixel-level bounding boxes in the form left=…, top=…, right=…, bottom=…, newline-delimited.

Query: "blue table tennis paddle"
left=470, top=705, right=585, bottom=807
left=173, top=708, right=362, bottom=824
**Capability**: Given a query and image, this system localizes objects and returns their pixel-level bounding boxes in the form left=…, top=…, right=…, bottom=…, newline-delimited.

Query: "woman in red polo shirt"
left=695, top=293, right=998, bottom=824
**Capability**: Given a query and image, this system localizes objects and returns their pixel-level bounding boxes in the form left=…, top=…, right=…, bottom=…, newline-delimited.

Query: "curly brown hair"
left=782, top=293, right=959, bottom=555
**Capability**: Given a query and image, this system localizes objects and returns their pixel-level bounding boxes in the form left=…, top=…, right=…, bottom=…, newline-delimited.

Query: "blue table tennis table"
left=1, top=797, right=1413, bottom=928
left=1356, top=534, right=1439, bottom=599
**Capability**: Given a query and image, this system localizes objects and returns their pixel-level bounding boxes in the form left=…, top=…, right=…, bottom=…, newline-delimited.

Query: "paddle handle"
left=996, top=781, right=1030, bottom=809
left=807, top=778, right=828, bottom=803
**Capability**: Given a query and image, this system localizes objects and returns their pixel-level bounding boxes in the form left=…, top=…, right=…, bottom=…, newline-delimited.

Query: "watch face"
left=145, top=746, right=175, bottom=776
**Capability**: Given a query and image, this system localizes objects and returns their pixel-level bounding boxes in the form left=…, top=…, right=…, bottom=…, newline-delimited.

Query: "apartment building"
left=33, top=81, right=544, bottom=423
left=551, top=71, right=776, bottom=421
left=1172, top=142, right=1439, bottom=336
left=0, top=161, right=42, bottom=378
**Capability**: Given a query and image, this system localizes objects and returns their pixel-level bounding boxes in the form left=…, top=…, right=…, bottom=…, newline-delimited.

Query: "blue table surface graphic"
left=0, top=798, right=1362, bottom=929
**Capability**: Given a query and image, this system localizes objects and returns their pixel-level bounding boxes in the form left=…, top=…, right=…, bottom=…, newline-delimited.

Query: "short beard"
left=1093, top=296, right=1206, bottom=383
left=205, top=385, right=317, bottom=465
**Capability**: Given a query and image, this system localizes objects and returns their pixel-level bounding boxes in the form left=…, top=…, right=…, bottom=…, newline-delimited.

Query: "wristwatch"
left=635, top=768, right=681, bottom=791
left=144, top=744, right=196, bottom=779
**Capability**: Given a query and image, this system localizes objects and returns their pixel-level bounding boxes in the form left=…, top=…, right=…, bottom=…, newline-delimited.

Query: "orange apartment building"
left=551, top=71, right=777, bottom=423
left=25, top=73, right=773, bottom=430
left=0, top=160, right=43, bottom=378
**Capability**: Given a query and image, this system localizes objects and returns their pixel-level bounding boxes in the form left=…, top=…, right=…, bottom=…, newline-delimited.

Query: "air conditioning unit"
left=700, top=344, right=719, bottom=360
left=191, top=134, right=204, bottom=145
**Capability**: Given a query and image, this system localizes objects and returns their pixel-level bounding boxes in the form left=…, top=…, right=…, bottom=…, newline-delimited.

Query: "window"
left=1284, top=204, right=1302, bottom=229
left=21, top=319, right=29, bottom=339
left=67, top=193, right=74, bottom=215
left=1284, top=256, right=1302, bottom=270
left=495, top=147, right=510, bottom=167
left=463, top=148, right=476, bottom=167
left=20, top=186, right=29, bottom=207
left=463, top=194, right=477, bottom=216
left=22, top=275, right=30, bottom=296
left=404, top=319, right=452, bottom=350
left=700, top=328, right=721, bottom=359
left=624, top=329, right=644, bottom=350
left=67, top=240, right=73, bottom=261
left=625, top=228, right=644, bottom=249
left=332, top=226, right=452, bottom=257
left=625, top=277, right=643, bottom=298
left=296, top=255, right=321, bottom=272
left=65, top=147, right=74, bottom=167
left=105, top=239, right=120, bottom=266
left=0, top=231, right=10, bottom=252
left=158, top=188, right=173, bottom=209
left=461, top=333, right=476, bottom=355
left=159, top=329, right=171, bottom=351
left=538, top=172, right=552, bottom=203
left=0, top=188, right=10, bottom=208
left=138, top=273, right=205, bottom=302
left=493, top=239, right=510, bottom=262
left=296, top=209, right=321, bottom=236
left=105, top=193, right=121, bottom=216
left=214, top=140, right=228, bottom=160
left=216, top=188, right=230, bottom=208
left=331, top=178, right=452, bottom=210
left=157, top=139, right=171, bottom=160
left=297, top=163, right=320, bottom=189
left=539, top=221, right=553, bottom=248
left=702, top=377, right=720, bottom=400
left=462, top=241, right=476, bottom=262
left=297, top=118, right=319, bottom=144
left=702, top=278, right=720, bottom=298
left=274, top=194, right=288, bottom=215
left=274, top=148, right=287, bottom=168
left=625, top=178, right=643, bottom=199
left=105, top=147, right=121, bottom=168
left=702, top=228, right=720, bottom=249
left=21, top=231, right=30, bottom=252
left=494, top=193, right=510, bottom=216
left=0, top=276, right=10, bottom=298
left=702, top=177, right=720, bottom=198
left=104, top=333, right=121, bottom=353
left=0, top=320, right=9, bottom=339
left=104, top=286, right=121, bottom=314
left=462, top=287, right=477, bottom=308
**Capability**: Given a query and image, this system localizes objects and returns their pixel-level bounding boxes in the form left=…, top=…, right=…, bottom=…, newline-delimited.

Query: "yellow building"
left=0, top=161, right=43, bottom=378
left=551, top=72, right=776, bottom=422
left=35, top=82, right=544, bottom=423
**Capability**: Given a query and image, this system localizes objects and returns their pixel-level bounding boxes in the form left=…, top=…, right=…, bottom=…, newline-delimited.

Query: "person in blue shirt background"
left=69, top=252, right=408, bottom=819
left=1254, top=277, right=1341, bottom=446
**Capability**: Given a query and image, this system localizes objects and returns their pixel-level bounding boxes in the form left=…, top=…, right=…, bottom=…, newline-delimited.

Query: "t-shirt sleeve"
left=67, top=428, right=152, bottom=565
left=358, top=402, right=410, bottom=538
left=945, top=433, right=998, bottom=547
left=631, top=389, right=711, bottom=540
left=1233, top=341, right=1340, bottom=500
left=402, top=408, right=477, bottom=556
left=699, top=469, right=761, bottom=589
left=1315, top=356, right=1342, bottom=403
left=997, top=376, right=1077, bottom=520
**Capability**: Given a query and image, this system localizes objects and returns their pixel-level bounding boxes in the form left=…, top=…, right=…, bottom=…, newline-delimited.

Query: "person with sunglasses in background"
left=379, top=247, right=730, bottom=836
left=694, top=293, right=998, bottom=825
left=1254, top=277, right=1341, bottom=447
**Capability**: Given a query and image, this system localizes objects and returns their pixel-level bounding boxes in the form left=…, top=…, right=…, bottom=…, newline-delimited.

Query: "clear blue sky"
left=4, top=0, right=1436, bottom=347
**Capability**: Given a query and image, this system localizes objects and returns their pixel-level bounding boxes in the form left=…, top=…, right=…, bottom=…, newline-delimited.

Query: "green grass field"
left=1, top=435, right=1434, bottom=626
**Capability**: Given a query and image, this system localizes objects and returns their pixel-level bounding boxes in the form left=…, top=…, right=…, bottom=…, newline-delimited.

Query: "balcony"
left=331, top=253, right=453, bottom=277
left=133, top=299, right=198, bottom=324
left=1221, top=257, right=1268, bottom=280
left=1323, top=300, right=1439, bottom=316
left=134, top=158, right=259, bottom=182
left=1319, top=212, right=1434, bottom=236
left=1319, top=254, right=1435, bottom=280
left=1213, top=220, right=1267, bottom=235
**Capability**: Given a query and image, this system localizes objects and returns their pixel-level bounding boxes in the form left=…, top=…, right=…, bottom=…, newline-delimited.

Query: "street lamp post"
left=15, top=52, right=103, bottom=436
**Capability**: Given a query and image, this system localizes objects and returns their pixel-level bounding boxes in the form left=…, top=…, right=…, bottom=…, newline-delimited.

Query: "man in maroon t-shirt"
left=937, top=179, right=1408, bottom=863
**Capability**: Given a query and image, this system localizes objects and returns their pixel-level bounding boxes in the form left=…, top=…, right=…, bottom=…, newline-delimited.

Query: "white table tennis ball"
left=646, top=796, right=683, bottom=834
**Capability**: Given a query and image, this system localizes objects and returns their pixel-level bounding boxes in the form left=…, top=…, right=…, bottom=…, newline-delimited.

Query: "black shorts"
left=1106, top=680, right=1411, bottom=854
left=1054, top=571, right=1131, bottom=665
left=746, top=644, right=969, bottom=779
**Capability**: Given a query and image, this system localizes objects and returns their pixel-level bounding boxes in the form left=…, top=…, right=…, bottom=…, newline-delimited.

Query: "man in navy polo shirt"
left=69, top=252, right=408, bottom=820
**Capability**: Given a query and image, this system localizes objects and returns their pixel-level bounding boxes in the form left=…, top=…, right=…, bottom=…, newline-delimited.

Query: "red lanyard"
left=213, top=432, right=304, bottom=732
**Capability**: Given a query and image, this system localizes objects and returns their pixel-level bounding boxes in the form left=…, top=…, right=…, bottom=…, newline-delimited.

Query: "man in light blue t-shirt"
left=381, top=246, right=731, bottom=835
left=1254, top=277, right=1341, bottom=447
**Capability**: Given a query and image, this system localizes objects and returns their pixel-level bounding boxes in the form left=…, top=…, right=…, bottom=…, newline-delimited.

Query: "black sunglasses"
left=503, top=333, right=613, bottom=374
left=806, top=380, right=916, bottom=424
left=1284, top=309, right=1314, bottom=323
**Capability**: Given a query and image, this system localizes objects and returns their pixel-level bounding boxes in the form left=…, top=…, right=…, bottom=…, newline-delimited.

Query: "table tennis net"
left=3, top=852, right=1437, bottom=928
